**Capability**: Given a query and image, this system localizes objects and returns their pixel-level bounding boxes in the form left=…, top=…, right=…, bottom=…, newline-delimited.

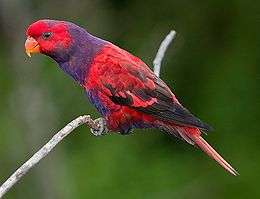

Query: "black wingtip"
left=201, top=122, right=214, bottom=132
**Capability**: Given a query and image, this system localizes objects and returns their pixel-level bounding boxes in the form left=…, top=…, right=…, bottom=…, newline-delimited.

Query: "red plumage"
left=85, top=44, right=159, bottom=130
left=85, top=43, right=238, bottom=175
left=25, top=19, right=238, bottom=176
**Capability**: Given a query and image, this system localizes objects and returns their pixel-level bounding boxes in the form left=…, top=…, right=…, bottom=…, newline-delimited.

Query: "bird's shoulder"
left=91, top=43, right=153, bottom=77
left=87, top=43, right=157, bottom=90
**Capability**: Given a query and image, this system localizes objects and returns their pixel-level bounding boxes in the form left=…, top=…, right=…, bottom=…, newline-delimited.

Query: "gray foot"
left=90, top=118, right=108, bottom=136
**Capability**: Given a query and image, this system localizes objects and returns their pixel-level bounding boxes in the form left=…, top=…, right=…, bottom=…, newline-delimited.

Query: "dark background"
left=0, top=0, right=259, bottom=198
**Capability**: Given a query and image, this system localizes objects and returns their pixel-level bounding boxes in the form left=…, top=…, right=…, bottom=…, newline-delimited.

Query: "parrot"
left=25, top=19, right=238, bottom=176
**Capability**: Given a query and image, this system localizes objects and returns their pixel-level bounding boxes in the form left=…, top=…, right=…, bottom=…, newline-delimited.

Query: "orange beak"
left=25, top=37, right=40, bottom=57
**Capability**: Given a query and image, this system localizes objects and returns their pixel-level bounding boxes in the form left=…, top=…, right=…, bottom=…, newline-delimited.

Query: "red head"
left=25, top=19, right=72, bottom=57
left=25, top=19, right=107, bottom=83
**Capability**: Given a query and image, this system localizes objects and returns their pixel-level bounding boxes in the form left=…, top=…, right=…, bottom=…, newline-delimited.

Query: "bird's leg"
left=90, top=118, right=108, bottom=136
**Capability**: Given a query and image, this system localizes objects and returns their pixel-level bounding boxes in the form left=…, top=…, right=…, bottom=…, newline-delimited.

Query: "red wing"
left=96, top=44, right=212, bottom=131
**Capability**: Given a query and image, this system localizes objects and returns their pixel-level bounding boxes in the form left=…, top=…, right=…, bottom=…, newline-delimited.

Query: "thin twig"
left=153, top=30, right=176, bottom=77
left=0, top=115, right=98, bottom=198
left=0, top=30, right=176, bottom=198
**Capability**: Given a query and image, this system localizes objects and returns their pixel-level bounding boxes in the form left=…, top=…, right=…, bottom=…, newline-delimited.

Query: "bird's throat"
left=53, top=29, right=107, bottom=85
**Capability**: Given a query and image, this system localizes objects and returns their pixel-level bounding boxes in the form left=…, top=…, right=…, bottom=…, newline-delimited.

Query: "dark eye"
left=42, top=32, right=52, bottom=40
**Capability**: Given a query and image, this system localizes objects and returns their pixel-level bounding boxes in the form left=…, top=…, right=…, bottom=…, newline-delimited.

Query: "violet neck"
left=50, top=28, right=107, bottom=85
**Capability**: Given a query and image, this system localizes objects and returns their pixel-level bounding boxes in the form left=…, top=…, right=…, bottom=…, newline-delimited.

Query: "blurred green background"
left=0, top=0, right=259, bottom=198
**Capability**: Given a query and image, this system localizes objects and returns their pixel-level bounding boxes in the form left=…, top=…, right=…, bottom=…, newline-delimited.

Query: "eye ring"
left=42, top=32, right=52, bottom=40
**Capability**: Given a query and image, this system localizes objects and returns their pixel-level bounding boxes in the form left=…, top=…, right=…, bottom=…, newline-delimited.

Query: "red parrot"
left=25, top=19, right=238, bottom=175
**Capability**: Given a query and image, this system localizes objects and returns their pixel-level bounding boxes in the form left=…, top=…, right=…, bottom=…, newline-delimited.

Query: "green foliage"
left=0, top=0, right=259, bottom=198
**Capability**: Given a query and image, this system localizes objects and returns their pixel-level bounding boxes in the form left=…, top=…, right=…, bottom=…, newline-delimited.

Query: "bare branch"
left=0, top=115, right=98, bottom=198
left=153, top=30, right=176, bottom=77
left=0, top=30, right=176, bottom=198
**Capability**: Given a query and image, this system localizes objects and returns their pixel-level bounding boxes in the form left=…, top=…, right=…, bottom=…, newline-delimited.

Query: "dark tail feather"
left=189, top=132, right=239, bottom=176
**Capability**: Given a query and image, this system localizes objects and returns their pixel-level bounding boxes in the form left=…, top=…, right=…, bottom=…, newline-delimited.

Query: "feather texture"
left=26, top=19, right=238, bottom=175
left=85, top=43, right=212, bottom=132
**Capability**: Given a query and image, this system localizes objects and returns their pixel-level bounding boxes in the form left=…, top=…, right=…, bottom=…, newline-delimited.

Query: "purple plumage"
left=25, top=19, right=238, bottom=175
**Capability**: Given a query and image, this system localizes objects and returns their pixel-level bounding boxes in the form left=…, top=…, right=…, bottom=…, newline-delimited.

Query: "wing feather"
left=97, top=44, right=212, bottom=131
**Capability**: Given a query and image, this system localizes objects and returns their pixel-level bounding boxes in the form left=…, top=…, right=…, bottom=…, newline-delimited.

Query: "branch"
left=153, top=30, right=176, bottom=77
left=0, top=30, right=176, bottom=198
left=0, top=115, right=98, bottom=198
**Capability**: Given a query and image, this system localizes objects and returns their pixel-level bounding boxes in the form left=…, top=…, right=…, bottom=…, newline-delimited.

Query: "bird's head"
left=25, top=19, right=106, bottom=83
left=25, top=19, right=74, bottom=60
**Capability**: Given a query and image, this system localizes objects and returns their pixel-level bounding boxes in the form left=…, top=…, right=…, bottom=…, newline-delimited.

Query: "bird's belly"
left=106, top=106, right=156, bottom=134
left=85, top=89, right=118, bottom=116
left=85, top=90, right=155, bottom=134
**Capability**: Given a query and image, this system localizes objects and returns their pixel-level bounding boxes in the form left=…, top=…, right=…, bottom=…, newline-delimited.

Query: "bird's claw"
left=90, top=118, right=108, bottom=136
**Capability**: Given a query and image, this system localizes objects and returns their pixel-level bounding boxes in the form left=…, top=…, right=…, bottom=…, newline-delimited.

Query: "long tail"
left=187, top=129, right=239, bottom=176
left=164, top=125, right=239, bottom=176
